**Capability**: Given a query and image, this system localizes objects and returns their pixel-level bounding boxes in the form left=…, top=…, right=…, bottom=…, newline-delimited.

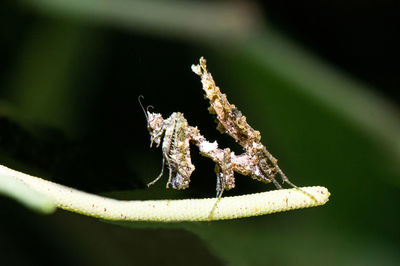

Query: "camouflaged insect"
left=145, top=111, right=195, bottom=190
left=142, top=57, right=303, bottom=198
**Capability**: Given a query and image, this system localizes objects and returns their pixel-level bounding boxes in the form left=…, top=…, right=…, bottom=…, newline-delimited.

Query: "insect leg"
left=147, top=156, right=166, bottom=187
left=276, top=166, right=294, bottom=187
left=276, top=166, right=318, bottom=202
left=155, top=115, right=177, bottom=188
left=272, top=179, right=282, bottom=189
left=208, top=165, right=225, bottom=221
left=215, top=164, right=225, bottom=198
left=209, top=148, right=234, bottom=221
left=166, top=156, right=174, bottom=188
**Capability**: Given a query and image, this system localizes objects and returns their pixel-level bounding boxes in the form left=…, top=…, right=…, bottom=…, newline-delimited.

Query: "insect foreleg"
left=167, top=113, right=195, bottom=190
left=162, top=115, right=177, bottom=188
left=165, top=156, right=174, bottom=188
left=146, top=114, right=175, bottom=187
left=150, top=130, right=165, bottom=148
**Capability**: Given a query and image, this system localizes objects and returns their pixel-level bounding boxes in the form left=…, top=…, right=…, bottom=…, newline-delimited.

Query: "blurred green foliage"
left=1, top=0, right=399, bottom=265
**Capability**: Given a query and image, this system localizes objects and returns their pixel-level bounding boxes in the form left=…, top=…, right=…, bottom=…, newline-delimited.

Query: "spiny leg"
left=150, top=130, right=165, bottom=148
left=165, top=156, right=174, bottom=188
left=161, top=116, right=177, bottom=189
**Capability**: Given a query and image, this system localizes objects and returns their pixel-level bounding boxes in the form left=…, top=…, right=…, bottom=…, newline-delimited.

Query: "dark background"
left=263, top=0, right=399, bottom=102
left=1, top=1, right=399, bottom=265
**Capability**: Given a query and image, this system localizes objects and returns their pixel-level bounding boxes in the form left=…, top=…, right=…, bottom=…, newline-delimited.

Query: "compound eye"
left=147, top=114, right=157, bottom=130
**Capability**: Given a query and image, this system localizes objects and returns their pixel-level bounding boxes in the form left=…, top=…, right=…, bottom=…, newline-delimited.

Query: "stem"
left=0, top=165, right=329, bottom=222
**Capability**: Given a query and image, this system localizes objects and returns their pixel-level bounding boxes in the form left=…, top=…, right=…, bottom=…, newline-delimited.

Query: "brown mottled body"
left=166, top=113, right=195, bottom=189
left=146, top=112, right=194, bottom=190
left=192, top=57, right=292, bottom=189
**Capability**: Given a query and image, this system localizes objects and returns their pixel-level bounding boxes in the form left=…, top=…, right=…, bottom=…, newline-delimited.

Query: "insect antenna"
left=138, top=95, right=149, bottom=120
left=138, top=95, right=154, bottom=127
left=147, top=105, right=154, bottom=113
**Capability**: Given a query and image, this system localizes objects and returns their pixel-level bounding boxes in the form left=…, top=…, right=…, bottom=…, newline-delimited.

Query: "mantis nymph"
left=141, top=58, right=314, bottom=217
